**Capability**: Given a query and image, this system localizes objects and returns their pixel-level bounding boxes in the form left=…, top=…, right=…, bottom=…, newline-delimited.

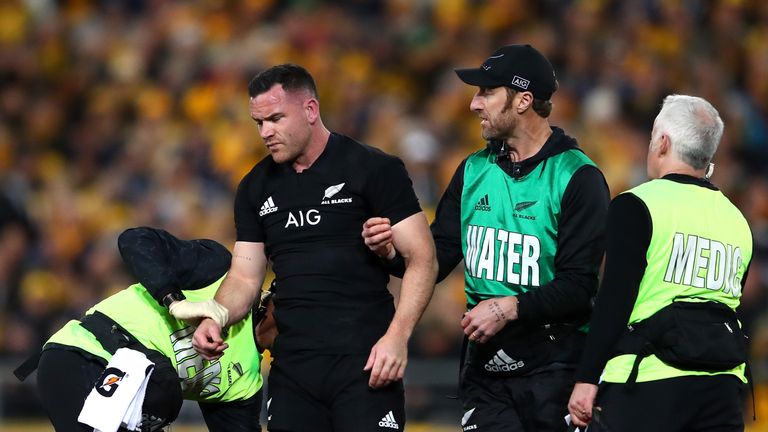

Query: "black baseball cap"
left=455, top=44, right=558, bottom=100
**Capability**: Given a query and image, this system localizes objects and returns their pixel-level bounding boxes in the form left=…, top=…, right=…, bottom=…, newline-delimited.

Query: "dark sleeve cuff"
left=380, top=250, right=406, bottom=278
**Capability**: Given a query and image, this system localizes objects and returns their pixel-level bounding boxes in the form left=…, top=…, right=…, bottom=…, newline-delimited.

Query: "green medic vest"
left=602, top=179, right=753, bottom=383
left=460, top=148, right=595, bottom=308
left=45, top=276, right=262, bottom=402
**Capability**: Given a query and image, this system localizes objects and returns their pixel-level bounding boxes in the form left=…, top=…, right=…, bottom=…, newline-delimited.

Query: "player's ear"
left=658, top=133, right=671, bottom=156
left=517, top=91, right=534, bottom=114
left=305, top=98, right=320, bottom=124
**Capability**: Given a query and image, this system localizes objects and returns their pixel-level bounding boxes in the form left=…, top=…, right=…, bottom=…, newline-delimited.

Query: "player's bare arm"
left=365, top=212, right=437, bottom=388
left=192, top=241, right=267, bottom=360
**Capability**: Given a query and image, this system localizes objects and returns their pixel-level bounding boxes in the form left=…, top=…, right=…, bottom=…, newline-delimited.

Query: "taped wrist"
left=169, top=299, right=229, bottom=329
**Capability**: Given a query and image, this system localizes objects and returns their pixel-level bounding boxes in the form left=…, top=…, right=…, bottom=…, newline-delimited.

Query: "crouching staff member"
left=568, top=95, right=753, bottom=432
left=15, top=227, right=264, bottom=432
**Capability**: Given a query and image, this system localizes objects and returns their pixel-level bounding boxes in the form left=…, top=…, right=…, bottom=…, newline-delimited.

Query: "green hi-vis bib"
left=602, top=179, right=753, bottom=383
left=460, top=147, right=595, bottom=308
left=45, top=275, right=262, bottom=402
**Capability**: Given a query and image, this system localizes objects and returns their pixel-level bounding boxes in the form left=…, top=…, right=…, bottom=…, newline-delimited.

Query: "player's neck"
left=292, top=126, right=331, bottom=173
left=506, top=119, right=551, bottom=162
left=657, top=161, right=705, bottom=179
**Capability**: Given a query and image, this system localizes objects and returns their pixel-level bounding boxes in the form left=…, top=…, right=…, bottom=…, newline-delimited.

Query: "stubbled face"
left=470, top=86, right=518, bottom=140
left=250, top=84, right=312, bottom=164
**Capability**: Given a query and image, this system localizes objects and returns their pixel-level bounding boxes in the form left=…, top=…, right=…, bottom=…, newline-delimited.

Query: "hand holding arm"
left=362, top=217, right=396, bottom=260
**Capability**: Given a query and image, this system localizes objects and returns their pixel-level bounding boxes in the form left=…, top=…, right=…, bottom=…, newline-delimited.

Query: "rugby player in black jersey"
left=185, top=64, right=437, bottom=432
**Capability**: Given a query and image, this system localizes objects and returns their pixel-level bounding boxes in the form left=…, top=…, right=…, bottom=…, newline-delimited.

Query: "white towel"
left=78, top=347, right=155, bottom=432
left=564, top=413, right=585, bottom=432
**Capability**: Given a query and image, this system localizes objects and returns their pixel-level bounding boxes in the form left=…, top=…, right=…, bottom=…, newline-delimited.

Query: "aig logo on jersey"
left=285, top=210, right=321, bottom=228
left=321, top=182, right=353, bottom=205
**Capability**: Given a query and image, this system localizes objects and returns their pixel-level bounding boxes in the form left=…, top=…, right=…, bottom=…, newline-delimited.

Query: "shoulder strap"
left=13, top=350, right=42, bottom=381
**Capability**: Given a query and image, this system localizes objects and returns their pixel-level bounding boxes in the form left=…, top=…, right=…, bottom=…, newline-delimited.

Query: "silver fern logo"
left=323, top=183, right=345, bottom=199
left=514, top=201, right=537, bottom=212
left=321, top=183, right=352, bottom=205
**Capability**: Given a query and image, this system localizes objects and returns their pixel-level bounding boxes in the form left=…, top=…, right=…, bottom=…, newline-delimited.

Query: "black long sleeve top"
left=574, top=174, right=752, bottom=384
left=117, top=227, right=231, bottom=306
left=388, top=128, right=610, bottom=324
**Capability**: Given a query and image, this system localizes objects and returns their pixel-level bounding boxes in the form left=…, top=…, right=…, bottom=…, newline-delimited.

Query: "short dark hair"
left=532, top=99, right=553, bottom=118
left=501, top=87, right=553, bottom=118
left=248, top=64, right=318, bottom=99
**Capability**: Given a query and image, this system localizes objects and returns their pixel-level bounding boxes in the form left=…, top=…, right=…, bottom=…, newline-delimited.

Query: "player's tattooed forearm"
left=235, top=254, right=254, bottom=261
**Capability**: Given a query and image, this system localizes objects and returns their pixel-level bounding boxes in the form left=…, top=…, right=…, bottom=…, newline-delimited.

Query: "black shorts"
left=199, top=391, right=262, bottom=432
left=37, top=348, right=105, bottom=432
left=460, top=364, right=573, bottom=432
left=37, top=347, right=262, bottom=432
left=267, top=353, right=405, bottom=432
left=590, top=375, right=745, bottom=432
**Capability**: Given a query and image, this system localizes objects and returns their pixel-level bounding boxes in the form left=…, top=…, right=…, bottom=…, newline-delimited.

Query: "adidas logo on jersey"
left=474, top=194, right=491, bottom=211
left=484, top=349, right=525, bottom=373
left=259, top=196, right=278, bottom=216
left=378, top=411, right=399, bottom=429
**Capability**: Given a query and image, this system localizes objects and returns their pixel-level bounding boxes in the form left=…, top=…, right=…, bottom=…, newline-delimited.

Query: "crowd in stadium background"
left=1, top=0, right=767, bottom=426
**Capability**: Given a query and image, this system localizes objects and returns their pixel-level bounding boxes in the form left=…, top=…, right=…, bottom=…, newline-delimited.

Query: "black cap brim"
left=455, top=67, right=506, bottom=87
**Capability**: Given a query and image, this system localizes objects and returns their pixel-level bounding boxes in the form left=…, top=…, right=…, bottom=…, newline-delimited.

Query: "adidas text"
left=474, top=194, right=491, bottom=212
left=484, top=360, right=525, bottom=373
left=484, top=350, right=525, bottom=373
left=259, top=207, right=277, bottom=216
left=259, top=196, right=278, bottom=216
left=379, top=411, right=399, bottom=429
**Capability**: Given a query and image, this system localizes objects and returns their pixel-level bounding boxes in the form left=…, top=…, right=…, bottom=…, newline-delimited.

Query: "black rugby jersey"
left=234, top=132, right=421, bottom=355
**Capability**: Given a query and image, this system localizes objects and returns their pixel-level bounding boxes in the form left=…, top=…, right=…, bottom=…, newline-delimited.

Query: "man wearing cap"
left=362, top=44, right=609, bottom=431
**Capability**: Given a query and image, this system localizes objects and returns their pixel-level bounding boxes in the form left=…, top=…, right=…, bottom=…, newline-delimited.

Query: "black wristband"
left=162, top=292, right=186, bottom=308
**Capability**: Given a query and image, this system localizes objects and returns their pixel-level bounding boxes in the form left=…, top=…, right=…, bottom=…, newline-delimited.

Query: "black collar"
left=661, top=173, right=719, bottom=191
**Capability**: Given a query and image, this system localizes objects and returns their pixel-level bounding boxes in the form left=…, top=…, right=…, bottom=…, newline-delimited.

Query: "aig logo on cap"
left=511, top=75, right=530, bottom=89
